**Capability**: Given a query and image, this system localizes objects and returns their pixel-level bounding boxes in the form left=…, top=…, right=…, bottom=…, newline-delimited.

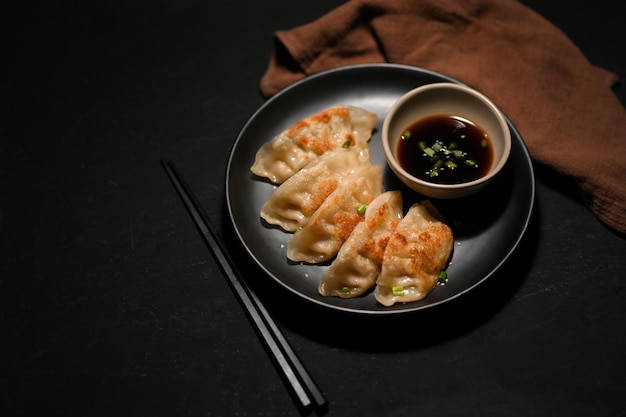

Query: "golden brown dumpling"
left=260, top=145, right=371, bottom=232
left=287, top=165, right=383, bottom=264
left=250, top=106, right=377, bottom=184
left=318, top=191, right=403, bottom=298
left=375, top=202, right=453, bottom=306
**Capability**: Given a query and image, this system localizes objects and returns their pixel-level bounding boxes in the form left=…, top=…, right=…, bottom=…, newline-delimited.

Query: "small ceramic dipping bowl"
left=382, top=82, right=511, bottom=199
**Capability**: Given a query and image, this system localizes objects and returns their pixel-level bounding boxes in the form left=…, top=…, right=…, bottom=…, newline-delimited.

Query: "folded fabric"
left=260, top=0, right=626, bottom=234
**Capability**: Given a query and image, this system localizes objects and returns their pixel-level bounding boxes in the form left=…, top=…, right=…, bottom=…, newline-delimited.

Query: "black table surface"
left=3, top=1, right=625, bottom=416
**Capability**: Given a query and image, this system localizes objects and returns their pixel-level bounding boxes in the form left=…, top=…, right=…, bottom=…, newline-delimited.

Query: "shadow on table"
left=222, top=200, right=540, bottom=353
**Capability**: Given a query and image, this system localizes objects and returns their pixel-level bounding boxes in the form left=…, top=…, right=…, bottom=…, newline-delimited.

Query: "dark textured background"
left=2, top=1, right=625, bottom=416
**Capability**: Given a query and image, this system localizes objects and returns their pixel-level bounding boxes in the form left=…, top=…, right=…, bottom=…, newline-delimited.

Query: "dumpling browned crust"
left=319, top=191, right=403, bottom=298
left=287, top=164, right=383, bottom=264
left=250, top=106, right=377, bottom=184
left=260, top=145, right=371, bottom=232
left=375, top=202, right=453, bottom=307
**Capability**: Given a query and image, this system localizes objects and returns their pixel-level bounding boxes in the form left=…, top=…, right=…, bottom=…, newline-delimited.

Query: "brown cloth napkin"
left=260, top=0, right=626, bottom=234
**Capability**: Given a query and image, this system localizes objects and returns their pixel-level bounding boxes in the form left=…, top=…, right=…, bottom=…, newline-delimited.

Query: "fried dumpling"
left=318, top=191, right=403, bottom=298
left=287, top=164, right=383, bottom=264
left=260, top=145, right=371, bottom=232
left=250, top=106, right=377, bottom=184
left=375, top=202, right=453, bottom=307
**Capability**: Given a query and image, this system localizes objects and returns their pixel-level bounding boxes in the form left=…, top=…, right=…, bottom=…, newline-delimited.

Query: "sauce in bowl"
left=396, top=114, right=493, bottom=185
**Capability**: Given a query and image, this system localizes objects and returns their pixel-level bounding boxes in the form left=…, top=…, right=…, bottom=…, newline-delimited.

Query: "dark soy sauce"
left=396, top=114, right=494, bottom=184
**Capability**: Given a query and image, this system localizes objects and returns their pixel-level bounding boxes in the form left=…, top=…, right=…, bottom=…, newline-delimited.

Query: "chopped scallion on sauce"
left=342, top=140, right=351, bottom=148
left=357, top=204, right=367, bottom=215
left=397, top=115, right=493, bottom=184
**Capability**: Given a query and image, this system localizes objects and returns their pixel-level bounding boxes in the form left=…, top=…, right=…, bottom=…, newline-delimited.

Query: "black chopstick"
left=161, top=160, right=327, bottom=411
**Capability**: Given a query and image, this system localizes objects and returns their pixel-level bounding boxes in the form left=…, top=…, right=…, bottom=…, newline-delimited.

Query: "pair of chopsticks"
left=162, top=160, right=327, bottom=412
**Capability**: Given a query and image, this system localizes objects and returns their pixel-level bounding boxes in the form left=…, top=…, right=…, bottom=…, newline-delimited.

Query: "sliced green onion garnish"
left=341, top=287, right=350, bottom=294
left=432, top=141, right=443, bottom=152
left=445, top=160, right=457, bottom=170
left=453, top=150, right=465, bottom=159
left=448, top=142, right=458, bottom=150
left=464, top=159, right=477, bottom=167
left=418, top=141, right=427, bottom=150
left=392, top=285, right=404, bottom=296
left=294, top=227, right=302, bottom=234
left=402, top=130, right=412, bottom=139
left=342, top=140, right=351, bottom=148
left=433, top=159, right=444, bottom=170
left=423, top=147, right=435, bottom=157
left=357, top=203, right=367, bottom=215
left=481, top=139, right=488, bottom=149
left=438, top=271, right=448, bottom=283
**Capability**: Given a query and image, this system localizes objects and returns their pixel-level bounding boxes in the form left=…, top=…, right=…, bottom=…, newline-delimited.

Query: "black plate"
left=226, top=64, right=535, bottom=315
